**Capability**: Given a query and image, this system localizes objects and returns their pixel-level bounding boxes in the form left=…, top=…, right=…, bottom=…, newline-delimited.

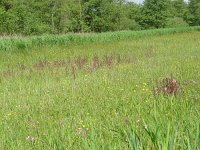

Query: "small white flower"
left=26, top=135, right=35, bottom=142
left=144, top=124, right=148, bottom=129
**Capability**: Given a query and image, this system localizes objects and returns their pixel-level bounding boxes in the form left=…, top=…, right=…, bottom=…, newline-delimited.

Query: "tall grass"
left=0, top=30, right=200, bottom=149
left=0, top=26, right=200, bottom=51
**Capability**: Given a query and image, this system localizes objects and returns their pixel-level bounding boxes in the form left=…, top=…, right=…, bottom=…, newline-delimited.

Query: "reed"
left=0, top=26, right=200, bottom=51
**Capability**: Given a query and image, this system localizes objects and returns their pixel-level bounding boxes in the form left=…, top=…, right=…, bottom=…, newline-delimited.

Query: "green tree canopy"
left=189, top=0, right=200, bottom=25
left=138, top=0, right=173, bottom=29
left=0, top=0, right=199, bottom=35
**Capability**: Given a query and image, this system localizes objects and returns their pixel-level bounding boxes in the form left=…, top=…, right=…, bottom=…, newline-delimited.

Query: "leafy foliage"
left=0, top=0, right=199, bottom=35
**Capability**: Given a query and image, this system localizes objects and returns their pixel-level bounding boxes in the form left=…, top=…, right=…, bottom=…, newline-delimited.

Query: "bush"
left=166, top=17, right=189, bottom=28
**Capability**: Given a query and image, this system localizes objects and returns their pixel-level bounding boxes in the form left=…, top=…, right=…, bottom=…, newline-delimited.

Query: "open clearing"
left=0, top=31, right=200, bottom=149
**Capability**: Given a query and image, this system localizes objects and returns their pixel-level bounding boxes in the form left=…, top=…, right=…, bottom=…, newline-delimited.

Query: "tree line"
left=0, top=0, right=199, bottom=35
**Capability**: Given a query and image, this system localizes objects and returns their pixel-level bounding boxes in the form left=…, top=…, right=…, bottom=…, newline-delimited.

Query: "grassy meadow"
left=0, top=29, right=200, bottom=149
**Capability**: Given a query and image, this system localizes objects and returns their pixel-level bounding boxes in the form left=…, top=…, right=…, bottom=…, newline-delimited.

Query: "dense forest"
left=0, top=0, right=199, bottom=35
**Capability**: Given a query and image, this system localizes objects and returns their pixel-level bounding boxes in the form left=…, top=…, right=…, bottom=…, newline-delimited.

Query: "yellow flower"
left=5, top=112, right=13, bottom=118
left=7, top=113, right=12, bottom=116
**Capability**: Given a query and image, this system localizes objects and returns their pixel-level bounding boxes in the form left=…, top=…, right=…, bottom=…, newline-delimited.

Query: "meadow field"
left=0, top=29, right=200, bottom=149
